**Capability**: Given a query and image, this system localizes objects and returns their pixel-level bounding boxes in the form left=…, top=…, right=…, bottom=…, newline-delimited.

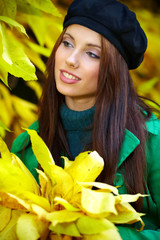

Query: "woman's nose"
left=65, top=51, right=79, bottom=68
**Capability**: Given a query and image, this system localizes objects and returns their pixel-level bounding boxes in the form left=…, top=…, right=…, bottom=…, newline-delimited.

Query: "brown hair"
left=39, top=30, right=71, bottom=165
left=39, top=30, right=153, bottom=211
left=94, top=37, right=151, bottom=210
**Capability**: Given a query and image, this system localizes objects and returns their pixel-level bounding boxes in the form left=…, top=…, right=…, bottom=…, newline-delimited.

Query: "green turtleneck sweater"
left=60, top=103, right=95, bottom=159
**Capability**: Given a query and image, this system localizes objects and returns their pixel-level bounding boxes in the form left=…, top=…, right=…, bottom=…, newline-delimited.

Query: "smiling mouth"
left=61, top=71, right=80, bottom=81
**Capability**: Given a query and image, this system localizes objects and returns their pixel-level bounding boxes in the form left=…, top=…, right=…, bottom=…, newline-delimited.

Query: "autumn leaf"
left=0, top=131, right=145, bottom=239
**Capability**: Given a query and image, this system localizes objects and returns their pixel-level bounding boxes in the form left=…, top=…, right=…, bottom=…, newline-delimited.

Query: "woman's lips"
left=60, top=70, right=81, bottom=84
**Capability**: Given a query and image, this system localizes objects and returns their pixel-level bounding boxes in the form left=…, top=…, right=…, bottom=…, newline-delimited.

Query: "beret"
left=63, top=0, right=147, bottom=69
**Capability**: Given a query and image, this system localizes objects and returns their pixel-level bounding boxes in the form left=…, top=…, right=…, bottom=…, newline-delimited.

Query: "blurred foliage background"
left=0, top=0, right=160, bottom=148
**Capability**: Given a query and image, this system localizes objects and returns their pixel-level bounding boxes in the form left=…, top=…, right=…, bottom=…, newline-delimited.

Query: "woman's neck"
left=65, top=96, right=96, bottom=111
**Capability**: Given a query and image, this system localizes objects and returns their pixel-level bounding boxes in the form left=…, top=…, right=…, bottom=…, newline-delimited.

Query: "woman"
left=11, top=0, right=160, bottom=239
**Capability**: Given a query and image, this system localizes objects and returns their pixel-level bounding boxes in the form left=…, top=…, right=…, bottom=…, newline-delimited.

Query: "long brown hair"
left=39, top=30, right=154, bottom=211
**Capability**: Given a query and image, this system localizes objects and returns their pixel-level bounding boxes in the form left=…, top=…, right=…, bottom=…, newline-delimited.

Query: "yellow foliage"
left=0, top=0, right=62, bottom=140
left=131, top=9, right=160, bottom=105
left=0, top=130, right=146, bottom=239
left=0, top=82, right=40, bottom=139
left=0, top=206, right=11, bottom=231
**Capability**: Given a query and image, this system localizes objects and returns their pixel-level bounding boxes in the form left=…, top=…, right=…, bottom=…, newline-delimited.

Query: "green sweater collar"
left=60, top=103, right=95, bottom=131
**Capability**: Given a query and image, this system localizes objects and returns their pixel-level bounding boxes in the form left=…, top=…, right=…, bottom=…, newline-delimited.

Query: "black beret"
left=63, top=0, right=147, bottom=69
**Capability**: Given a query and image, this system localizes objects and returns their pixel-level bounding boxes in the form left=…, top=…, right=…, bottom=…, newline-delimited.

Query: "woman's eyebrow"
left=64, top=33, right=101, bottom=49
left=64, top=33, right=74, bottom=40
left=86, top=43, right=101, bottom=49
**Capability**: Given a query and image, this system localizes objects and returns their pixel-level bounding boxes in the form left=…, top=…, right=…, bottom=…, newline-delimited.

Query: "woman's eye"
left=62, top=40, right=72, bottom=48
left=87, top=52, right=100, bottom=59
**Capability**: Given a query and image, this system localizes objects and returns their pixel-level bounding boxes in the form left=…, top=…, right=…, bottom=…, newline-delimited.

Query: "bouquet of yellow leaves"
left=0, top=129, right=145, bottom=240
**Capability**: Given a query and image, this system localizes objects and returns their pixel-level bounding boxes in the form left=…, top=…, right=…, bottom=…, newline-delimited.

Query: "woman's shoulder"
left=145, top=114, right=160, bottom=167
left=11, top=120, right=39, bottom=153
left=145, top=113, right=160, bottom=136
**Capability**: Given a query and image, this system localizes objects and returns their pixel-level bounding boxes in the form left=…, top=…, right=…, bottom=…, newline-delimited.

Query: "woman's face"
left=55, top=24, right=101, bottom=111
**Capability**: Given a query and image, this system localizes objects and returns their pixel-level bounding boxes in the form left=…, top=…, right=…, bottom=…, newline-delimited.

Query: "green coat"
left=11, top=114, right=160, bottom=240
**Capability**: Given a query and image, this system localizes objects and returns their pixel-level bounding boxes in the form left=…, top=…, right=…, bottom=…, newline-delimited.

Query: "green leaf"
left=0, top=0, right=17, bottom=19
left=25, top=0, right=61, bottom=17
left=0, top=16, right=28, bottom=36
left=0, top=23, right=37, bottom=81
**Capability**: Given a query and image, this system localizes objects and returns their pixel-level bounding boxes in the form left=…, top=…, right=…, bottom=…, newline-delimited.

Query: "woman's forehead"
left=65, top=24, right=101, bottom=46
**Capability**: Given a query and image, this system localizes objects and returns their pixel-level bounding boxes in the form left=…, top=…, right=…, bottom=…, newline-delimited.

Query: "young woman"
left=11, top=0, right=160, bottom=239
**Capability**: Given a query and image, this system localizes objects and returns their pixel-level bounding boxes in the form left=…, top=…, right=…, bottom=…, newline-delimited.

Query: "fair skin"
left=55, top=24, right=101, bottom=111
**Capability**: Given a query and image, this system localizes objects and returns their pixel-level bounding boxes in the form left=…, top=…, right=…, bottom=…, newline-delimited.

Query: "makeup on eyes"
left=62, top=33, right=101, bottom=59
